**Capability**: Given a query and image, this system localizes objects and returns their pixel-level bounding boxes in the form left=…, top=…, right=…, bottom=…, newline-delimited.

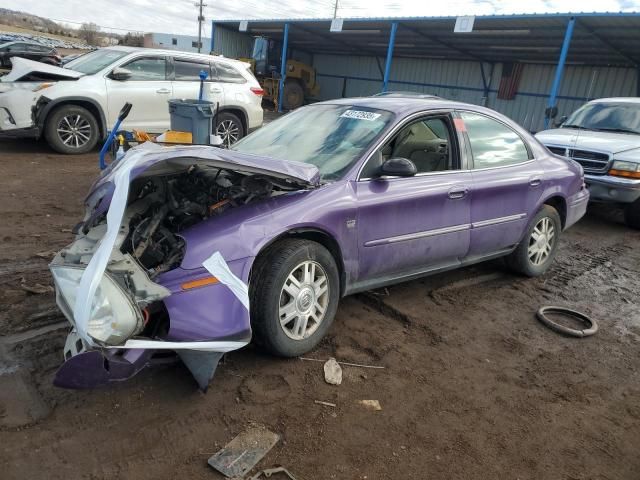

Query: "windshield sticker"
left=340, top=110, right=382, bottom=121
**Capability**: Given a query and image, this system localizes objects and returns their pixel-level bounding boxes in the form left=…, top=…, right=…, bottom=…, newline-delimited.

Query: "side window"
left=174, top=58, right=211, bottom=81
left=215, top=62, right=246, bottom=84
left=361, top=115, right=458, bottom=178
left=121, top=56, right=167, bottom=81
left=460, top=112, right=530, bottom=169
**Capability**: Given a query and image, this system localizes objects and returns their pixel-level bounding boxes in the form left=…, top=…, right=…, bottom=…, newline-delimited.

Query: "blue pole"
left=278, top=23, right=290, bottom=112
left=210, top=22, right=216, bottom=54
left=382, top=22, right=398, bottom=92
left=545, top=17, right=576, bottom=128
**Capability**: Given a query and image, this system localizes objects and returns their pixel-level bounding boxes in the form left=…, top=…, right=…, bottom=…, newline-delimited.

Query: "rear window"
left=215, top=62, right=246, bottom=84
left=174, top=58, right=212, bottom=81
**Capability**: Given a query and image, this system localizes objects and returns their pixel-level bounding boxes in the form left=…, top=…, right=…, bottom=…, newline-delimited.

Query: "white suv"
left=0, top=46, right=264, bottom=153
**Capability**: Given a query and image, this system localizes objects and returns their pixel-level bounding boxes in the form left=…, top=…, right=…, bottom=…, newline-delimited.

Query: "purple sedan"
left=49, top=97, right=589, bottom=389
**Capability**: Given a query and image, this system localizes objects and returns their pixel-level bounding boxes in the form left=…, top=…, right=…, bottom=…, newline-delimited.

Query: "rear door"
left=458, top=111, right=544, bottom=258
left=105, top=55, right=172, bottom=131
left=170, top=56, right=225, bottom=106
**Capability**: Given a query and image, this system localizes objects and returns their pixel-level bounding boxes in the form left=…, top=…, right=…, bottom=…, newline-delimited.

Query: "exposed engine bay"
left=79, top=163, right=296, bottom=279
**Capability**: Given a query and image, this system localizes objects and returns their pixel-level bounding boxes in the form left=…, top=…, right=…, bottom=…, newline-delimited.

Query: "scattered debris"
left=357, top=400, right=382, bottom=411
left=301, top=357, right=385, bottom=369
left=314, top=400, right=336, bottom=407
left=249, top=466, right=299, bottom=480
left=60, top=228, right=73, bottom=233
left=323, top=357, right=342, bottom=385
left=35, top=250, right=57, bottom=259
left=20, top=279, right=53, bottom=294
left=208, top=425, right=280, bottom=478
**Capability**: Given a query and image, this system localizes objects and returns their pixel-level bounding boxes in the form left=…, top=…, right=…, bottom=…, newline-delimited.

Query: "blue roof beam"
left=545, top=16, right=576, bottom=129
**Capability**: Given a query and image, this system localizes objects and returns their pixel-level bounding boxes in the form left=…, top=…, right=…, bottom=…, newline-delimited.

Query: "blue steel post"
left=545, top=17, right=576, bottom=128
left=382, top=22, right=398, bottom=92
left=210, top=22, right=216, bottom=53
left=278, top=23, right=290, bottom=113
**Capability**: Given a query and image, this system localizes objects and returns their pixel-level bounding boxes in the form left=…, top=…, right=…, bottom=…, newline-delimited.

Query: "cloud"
left=1, top=0, right=636, bottom=37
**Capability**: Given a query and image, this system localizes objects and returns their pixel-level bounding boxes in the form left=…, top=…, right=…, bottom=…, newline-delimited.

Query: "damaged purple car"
left=50, top=97, right=589, bottom=390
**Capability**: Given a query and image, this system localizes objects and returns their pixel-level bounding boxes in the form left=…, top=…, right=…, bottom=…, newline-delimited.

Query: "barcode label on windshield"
left=340, top=110, right=381, bottom=121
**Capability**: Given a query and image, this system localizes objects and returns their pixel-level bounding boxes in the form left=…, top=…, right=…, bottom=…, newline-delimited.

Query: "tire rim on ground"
left=57, top=114, right=92, bottom=149
left=528, top=217, right=556, bottom=266
left=536, top=306, right=598, bottom=337
left=216, top=119, right=240, bottom=147
left=278, top=260, right=329, bottom=340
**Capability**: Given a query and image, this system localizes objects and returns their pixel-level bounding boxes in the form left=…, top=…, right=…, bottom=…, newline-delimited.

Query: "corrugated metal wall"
left=212, top=27, right=253, bottom=58
left=212, top=26, right=638, bottom=132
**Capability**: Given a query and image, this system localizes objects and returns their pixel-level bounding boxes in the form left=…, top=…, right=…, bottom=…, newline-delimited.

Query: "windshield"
left=231, top=104, right=393, bottom=180
left=64, top=49, right=129, bottom=74
left=562, top=102, right=640, bottom=135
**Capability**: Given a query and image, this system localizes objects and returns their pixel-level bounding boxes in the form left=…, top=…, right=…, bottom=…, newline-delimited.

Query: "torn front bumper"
left=0, top=89, right=39, bottom=136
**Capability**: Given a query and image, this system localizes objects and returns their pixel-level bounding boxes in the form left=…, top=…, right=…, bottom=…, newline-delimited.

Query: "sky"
left=3, top=0, right=639, bottom=37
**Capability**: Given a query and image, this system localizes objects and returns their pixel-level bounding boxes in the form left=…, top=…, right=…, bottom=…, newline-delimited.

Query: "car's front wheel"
left=506, top=205, right=562, bottom=277
left=250, top=239, right=340, bottom=357
left=44, top=104, right=99, bottom=154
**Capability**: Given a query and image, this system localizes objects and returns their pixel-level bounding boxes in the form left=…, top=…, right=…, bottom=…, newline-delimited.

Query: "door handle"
left=156, top=88, right=170, bottom=94
left=529, top=177, right=542, bottom=187
left=448, top=187, right=469, bottom=200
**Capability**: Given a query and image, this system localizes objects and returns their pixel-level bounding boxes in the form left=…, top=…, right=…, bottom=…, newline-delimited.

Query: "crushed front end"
left=49, top=144, right=318, bottom=390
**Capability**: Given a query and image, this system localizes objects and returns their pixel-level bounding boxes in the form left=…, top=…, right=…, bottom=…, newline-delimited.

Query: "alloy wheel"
left=216, top=119, right=240, bottom=147
left=528, top=217, right=556, bottom=266
left=56, top=114, right=92, bottom=149
left=278, top=260, right=329, bottom=341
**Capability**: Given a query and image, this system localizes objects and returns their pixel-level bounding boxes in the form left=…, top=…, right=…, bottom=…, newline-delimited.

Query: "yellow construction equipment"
left=240, top=36, right=319, bottom=110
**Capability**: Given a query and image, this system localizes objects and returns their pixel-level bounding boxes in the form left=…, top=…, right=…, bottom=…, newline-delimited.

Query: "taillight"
left=250, top=87, right=264, bottom=96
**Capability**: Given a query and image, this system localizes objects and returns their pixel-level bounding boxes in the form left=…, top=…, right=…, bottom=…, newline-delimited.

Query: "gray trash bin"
left=168, top=99, right=216, bottom=145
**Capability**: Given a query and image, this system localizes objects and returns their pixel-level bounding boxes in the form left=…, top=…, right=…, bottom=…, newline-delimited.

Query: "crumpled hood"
left=536, top=128, right=640, bottom=155
left=0, top=57, right=84, bottom=83
left=87, top=143, right=320, bottom=207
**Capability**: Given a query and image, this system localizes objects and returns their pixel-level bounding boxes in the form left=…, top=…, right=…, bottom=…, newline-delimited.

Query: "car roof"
left=589, top=97, right=640, bottom=104
left=313, top=96, right=491, bottom=117
left=103, top=46, right=246, bottom=66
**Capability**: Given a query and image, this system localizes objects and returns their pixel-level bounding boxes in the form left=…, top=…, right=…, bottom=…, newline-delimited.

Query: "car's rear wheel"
left=506, top=205, right=562, bottom=277
left=215, top=111, right=244, bottom=147
left=250, top=239, right=340, bottom=357
left=44, top=105, right=99, bottom=154
left=623, top=199, right=640, bottom=229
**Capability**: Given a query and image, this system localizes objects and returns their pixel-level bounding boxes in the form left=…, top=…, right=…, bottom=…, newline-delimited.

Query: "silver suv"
left=536, top=98, right=640, bottom=228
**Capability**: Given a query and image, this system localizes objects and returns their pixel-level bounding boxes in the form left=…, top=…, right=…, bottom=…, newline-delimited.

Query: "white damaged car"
left=0, top=46, right=264, bottom=153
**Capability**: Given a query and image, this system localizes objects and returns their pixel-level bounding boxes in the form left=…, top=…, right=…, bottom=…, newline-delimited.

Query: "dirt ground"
left=1, top=138, right=639, bottom=480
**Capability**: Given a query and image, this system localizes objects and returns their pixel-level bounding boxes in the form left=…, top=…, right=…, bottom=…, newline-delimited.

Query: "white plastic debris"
left=323, top=357, right=342, bottom=385
left=203, top=251, right=250, bottom=311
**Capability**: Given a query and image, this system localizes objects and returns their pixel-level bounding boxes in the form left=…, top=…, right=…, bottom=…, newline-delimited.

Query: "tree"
left=78, top=22, right=100, bottom=46
left=120, top=32, right=144, bottom=47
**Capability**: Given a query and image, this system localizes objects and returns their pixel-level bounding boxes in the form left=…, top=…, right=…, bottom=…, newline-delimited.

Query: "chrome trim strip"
left=364, top=223, right=471, bottom=247
left=472, top=213, right=527, bottom=228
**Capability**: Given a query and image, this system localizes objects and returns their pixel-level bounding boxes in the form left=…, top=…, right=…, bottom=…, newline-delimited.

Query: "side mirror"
left=110, top=67, right=132, bottom=81
left=554, top=115, right=568, bottom=128
left=377, top=157, right=417, bottom=178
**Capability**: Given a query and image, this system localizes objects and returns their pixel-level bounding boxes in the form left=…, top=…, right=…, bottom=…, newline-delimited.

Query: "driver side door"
left=105, top=55, right=172, bottom=131
left=354, top=112, right=472, bottom=286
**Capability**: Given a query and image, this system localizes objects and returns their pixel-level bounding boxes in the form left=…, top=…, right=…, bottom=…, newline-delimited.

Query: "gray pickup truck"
left=536, top=98, right=640, bottom=229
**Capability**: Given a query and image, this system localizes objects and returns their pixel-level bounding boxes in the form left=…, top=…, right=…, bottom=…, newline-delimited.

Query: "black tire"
left=283, top=80, right=304, bottom=110
left=623, top=199, right=640, bottom=229
left=506, top=205, right=562, bottom=277
left=215, top=111, right=244, bottom=147
left=44, top=104, right=99, bottom=154
left=250, top=239, right=340, bottom=357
